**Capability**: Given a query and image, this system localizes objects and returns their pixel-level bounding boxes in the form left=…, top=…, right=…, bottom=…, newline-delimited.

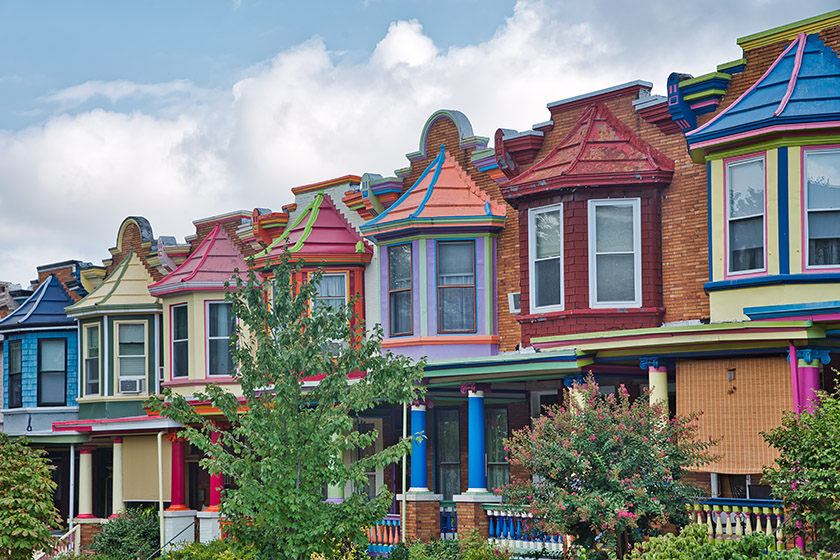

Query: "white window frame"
left=725, top=155, right=766, bottom=276
left=310, top=272, right=349, bottom=312
left=171, top=303, right=189, bottom=379
left=587, top=198, right=642, bottom=308
left=528, top=203, right=564, bottom=313
left=115, top=321, right=147, bottom=395
left=206, top=301, right=235, bottom=378
left=84, top=324, right=100, bottom=396
left=804, top=147, right=840, bottom=270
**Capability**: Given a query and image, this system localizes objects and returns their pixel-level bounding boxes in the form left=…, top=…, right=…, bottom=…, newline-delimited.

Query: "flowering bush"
left=629, top=523, right=807, bottom=559
left=503, top=375, right=717, bottom=559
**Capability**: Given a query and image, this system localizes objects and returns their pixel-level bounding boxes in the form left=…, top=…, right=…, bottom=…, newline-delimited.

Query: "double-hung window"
left=726, top=157, right=766, bottom=274
left=8, top=340, right=22, bottom=408
left=84, top=325, right=100, bottom=396
left=436, top=408, right=461, bottom=500
left=805, top=149, right=840, bottom=268
left=529, top=204, right=564, bottom=312
left=207, top=302, right=235, bottom=377
left=437, top=241, right=476, bottom=333
left=172, top=304, right=189, bottom=378
left=485, top=407, right=509, bottom=491
left=388, top=244, right=412, bottom=336
left=38, top=338, right=66, bottom=406
left=312, top=273, right=347, bottom=312
left=588, top=199, right=641, bottom=307
left=117, top=323, right=146, bottom=394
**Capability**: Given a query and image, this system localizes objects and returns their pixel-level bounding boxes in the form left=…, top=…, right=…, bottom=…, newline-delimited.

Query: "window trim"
left=724, top=154, right=767, bottom=278
left=802, top=145, right=840, bottom=272
left=84, top=324, right=100, bottom=396
left=115, top=321, right=148, bottom=395
left=587, top=198, right=642, bottom=308
left=387, top=243, right=413, bottom=337
left=171, top=303, right=189, bottom=379
left=310, top=271, right=349, bottom=313
left=205, top=300, right=236, bottom=378
left=37, top=337, right=67, bottom=407
left=8, top=339, right=22, bottom=409
left=528, top=203, right=565, bottom=313
left=435, top=239, right=477, bottom=334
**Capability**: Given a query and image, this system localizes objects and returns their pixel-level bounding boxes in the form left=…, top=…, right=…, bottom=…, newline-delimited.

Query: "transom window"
left=38, top=338, right=66, bottom=406
left=117, top=323, right=146, bottom=394
left=588, top=199, right=642, bottom=307
left=312, top=273, right=348, bottom=312
left=805, top=149, right=840, bottom=268
left=172, top=304, right=189, bottom=378
left=388, top=244, right=413, bottom=336
left=207, top=302, right=235, bottom=377
left=437, top=241, right=476, bottom=333
left=84, top=325, right=100, bottom=396
left=8, top=340, right=22, bottom=408
left=529, top=204, right=564, bottom=312
left=726, top=157, right=766, bottom=274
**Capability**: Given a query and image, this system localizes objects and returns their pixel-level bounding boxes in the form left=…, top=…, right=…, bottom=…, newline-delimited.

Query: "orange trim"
left=291, top=175, right=362, bottom=195
left=381, top=335, right=500, bottom=348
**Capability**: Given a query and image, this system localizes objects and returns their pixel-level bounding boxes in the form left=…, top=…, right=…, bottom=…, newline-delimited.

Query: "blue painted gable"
left=0, top=275, right=76, bottom=331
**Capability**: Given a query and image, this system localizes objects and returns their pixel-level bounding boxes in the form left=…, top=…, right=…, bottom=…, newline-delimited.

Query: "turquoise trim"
left=362, top=147, right=442, bottom=228
left=704, top=273, right=840, bottom=292
left=744, top=300, right=840, bottom=319
left=410, top=145, right=445, bottom=219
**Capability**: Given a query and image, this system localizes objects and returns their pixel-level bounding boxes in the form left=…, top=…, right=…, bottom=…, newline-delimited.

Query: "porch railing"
left=484, top=505, right=567, bottom=553
left=367, top=514, right=401, bottom=557
left=440, top=501, right=457, bottom=540
left=687, top=498, right=786, bottom=549
left=33, top=525, right=80, bottom=560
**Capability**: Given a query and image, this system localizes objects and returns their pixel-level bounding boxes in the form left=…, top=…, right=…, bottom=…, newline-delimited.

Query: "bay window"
left=388, top=244, right=412, bottom=336
left=207, top=302, right=235, bottom=377
left=726, top=157, right=765, bottom=274
left=172, top=304, right=189, bottom=378
left=437, top=241, right=476, bottom=333
left=38, top=338, right=66, bottom=406
left=8, top=340, right=21, bottom=408
left=588, top=199, right=641, bottom=307
left=805, top=148, right=840, bottom=268
left=529, top=204, right=564, bottom=312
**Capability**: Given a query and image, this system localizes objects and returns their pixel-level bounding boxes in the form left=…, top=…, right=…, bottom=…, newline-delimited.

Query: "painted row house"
left=2, top=8, right=839, bottom=552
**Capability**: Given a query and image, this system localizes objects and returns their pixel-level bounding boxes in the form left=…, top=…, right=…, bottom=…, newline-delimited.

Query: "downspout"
left=157, top=431, right=165, bottom=548
left=401, top=401, right=407, bottom=543
left=68, top=444, right=76, bottom=530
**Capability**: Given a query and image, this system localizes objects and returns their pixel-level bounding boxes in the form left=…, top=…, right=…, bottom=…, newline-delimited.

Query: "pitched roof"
left=0, top=275, right=75, bottom=331
left=252, top=192, right=372, bottom=268
left=501, top=102, right=674, bottom=200
left=360, top=145, right=506, bottom=241
left=65, top=251, right=160, bottom=317
left=148, top=224, right=250, bottom=296
left=687, top=33, right=840, bottom=151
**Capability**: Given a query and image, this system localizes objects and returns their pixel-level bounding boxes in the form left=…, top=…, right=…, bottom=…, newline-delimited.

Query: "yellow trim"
left=766, top=149, right=780, bottom=275
left=704, top=135, right=840, bottom=162
left=113, top=319, right=149, bottom=395
left=737, top=10, right=840, bottom=51
left=710, top=159, right=725, bottom=281
left=788, top=149, right=803, bottom=274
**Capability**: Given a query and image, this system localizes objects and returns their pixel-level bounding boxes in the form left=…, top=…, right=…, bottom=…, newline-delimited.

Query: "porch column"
left=198, top=429, right=224, bottom=543
left=797, top=349, right=829, bottom=413
left=408, top=402, right=429, bottom=492
left=403, top=399, right=441, bottom=541
left=167, top=436, right=188, bottom=511
left=77, top=447, right=95, bottom=519
left=207, top=430, right=223, bottom=511
left=110, top=437, right=124, bottom=518
left=640, top=357, right=669, bottom=416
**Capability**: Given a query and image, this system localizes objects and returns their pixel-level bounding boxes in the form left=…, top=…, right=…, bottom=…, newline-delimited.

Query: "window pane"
left=389, top=291, right=412, bottom=335
left=806, top=151, right=840, bottom=210
left=388, top=245, right=412, bottom=290
left=440, top=465, right=460, bottom=501
left=595, top=254, right=636, bottom=302
left=40, top=372, right=65, bottom=404
left=437, top=410, right=460, bottom=462
left=87, top=326, right=99, bottom=355
left=729, top=217, right=764, bottom=271
left=728, top=159, right=765, bottom=218
left=535, top=258, right=562, bottom=308
left=209, top=339, right=234, bottom=376
left=173, top=341, right=189, bottom=378
left=119, top=323, right=145, bottom=344
left=173, top=306, right=188, bottom=340
left=595, top=204, right=634, bottom=253
left=535, top=210, right=562, bottom=258
left=488, top=465, right=510, bottom=492
left=9, top=373, right=22, bottom=408
left=209, top=304, right=233, bottom=337
left=40, top=339, right=65, bottom=372
left=315, top=274, right=346, bottom=299
left=438, top=242, right=474, bottom=285
left=485, top=409, right=508, bottom=463
left=85, top=358, right=99, bottom=395
left=439, top=287, right=475, bottom=332
left=120, top=356, right=145, bottom=377
left=9, top=341, right=21, bottom=374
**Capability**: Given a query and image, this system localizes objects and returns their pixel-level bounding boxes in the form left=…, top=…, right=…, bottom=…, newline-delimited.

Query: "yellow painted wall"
left=123, top=435, right=172, bottom=502
left=787, top=148, right=803, bottom=274
left=710, top=282, right=840, bottom=322
left=710, top=159, right=725, bottom=281
left=765, top=149, right=780, bottom=275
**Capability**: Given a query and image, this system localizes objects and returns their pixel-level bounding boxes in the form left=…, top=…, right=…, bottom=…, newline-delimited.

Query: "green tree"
left=763, top=381, right=840, bottom=554
left=503, top=376, right=716, bottom=559
left=0, top=433, right=61, bottom=559
left=149, top=257, right=425, bottom=560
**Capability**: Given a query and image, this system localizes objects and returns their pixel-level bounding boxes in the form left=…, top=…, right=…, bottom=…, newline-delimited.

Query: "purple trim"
left=387, top=342, right=498, bottom=361
left=476, top=238, right=486, bottom=336
left=774, top=33, right=806, bottom=117
left=493, top=237, right=499, bottom=336
left=426, top=239, right=436, bottom=335
left=380, top=246, right=388, bottom=337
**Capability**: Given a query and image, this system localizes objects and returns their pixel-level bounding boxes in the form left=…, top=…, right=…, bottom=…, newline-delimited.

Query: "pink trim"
left=774, top=34, right=806, bottom=117
left=181, top=224, right=220, bottom=283
left=208, top=430, right=223, bottom=510
left=799, top=363, right=820, bottom=413
left=688, top=36, right=801, bottom=138
left=54, top=414, right=162, bottom=431
left=801, top=145, right=840, bottom=273
left=80, top=448, right=93, bottom=454
left=112, top=437, right=123, bottom=444
left=789, top=343, right=801, bottom=411
left=722, top=152, right=768, bottom=280
left=690, top=121, right=840, bottom=150
left=168, top=438, right=187, bottom=510
left=76, top=514, right=96, bottom=519
left=689, top=99, right=720, bottom=111
left=163, top=377, right=238, bottom=387
left=150, top=285, right=239, bottom=296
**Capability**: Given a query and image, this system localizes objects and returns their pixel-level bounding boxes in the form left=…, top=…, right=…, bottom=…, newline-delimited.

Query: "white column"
left=111, top=438, right=124, bottom=517
left=77, top=447, right=95, bottom=519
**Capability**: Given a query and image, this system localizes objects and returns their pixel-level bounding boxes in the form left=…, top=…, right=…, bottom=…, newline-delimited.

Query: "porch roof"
left=423, top=348, right=589, bottom=387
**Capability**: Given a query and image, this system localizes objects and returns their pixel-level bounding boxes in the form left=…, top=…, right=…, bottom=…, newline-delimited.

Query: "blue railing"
left=440, top=502, right=457, bottom=540
left=367, top=514, right=401, bottom=557
left=483, top=505, right=567, bottom=552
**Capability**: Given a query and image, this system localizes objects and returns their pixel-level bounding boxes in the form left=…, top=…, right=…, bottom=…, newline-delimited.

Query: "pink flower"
left=590, top=435, right=596, bottom=441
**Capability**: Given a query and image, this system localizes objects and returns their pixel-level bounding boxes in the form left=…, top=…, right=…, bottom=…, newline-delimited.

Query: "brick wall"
left=108, top=219, right=163, bottom=282
left=37, top=264, right=84, bottom=303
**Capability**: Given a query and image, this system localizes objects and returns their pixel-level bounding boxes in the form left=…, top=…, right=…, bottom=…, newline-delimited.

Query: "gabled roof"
left=0, top=275, right=75, bottom=332
left=501, top=102, right=674, bottom=200
left=687, top=33, right=840, bottom=154
left=65, top=251, right=160, bottom=317
left=252, top=192, right=372, bottom=268
left=148, top=224, right=250, bottom=296
left=360, top=145, right=506, bottom=241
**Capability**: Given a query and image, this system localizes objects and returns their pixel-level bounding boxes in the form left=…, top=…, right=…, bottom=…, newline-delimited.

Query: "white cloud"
left=371, top=20, right=439, bottom=69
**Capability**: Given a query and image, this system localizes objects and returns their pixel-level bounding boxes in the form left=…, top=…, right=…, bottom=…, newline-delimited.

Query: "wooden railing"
left=367, top=514, right=401, bottom=556
left=484, top=505, right=568, bottom=553
left=687, top=498, right=787, bottom=549
left=440, top=501, right=457, bottom=540
left=33, top=525, right=80, bottom=559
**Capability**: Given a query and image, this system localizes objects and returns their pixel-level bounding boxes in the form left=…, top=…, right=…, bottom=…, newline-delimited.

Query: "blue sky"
left=0, top=1, right=837, bottom=285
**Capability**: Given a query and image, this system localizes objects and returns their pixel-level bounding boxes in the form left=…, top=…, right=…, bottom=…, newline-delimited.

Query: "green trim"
left=484, top=238, right=492, bottom=335
left=22, top=434, right=90, bottom=444
left=737, top=10, right=840, bottom=47
left=363, top=216, right=506, bottom=235
left=255, top=192, right=324, bottom=258
left=424, top=359, right=588, bottom=380
left=705, top=136, right=840, bottom=161
left=289, top=193, right=323, bottom=253
left=373, top=232, right=495, bottom=245
left=97, top=251, right=132, bottom=306
left=678, top=73, right=731, bottom=88
left=683, top=89, right=728, bottom=102
left=419, top=240, right=428, bottom=337
left=717, top=58, right=747, bottom=72
left=66, top=250, right=135, bottom=315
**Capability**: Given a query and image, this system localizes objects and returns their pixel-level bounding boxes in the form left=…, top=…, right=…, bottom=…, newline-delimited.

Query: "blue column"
left=466, top=386, right=487, bottom=491
left=409, top=404, right=428, bottom=490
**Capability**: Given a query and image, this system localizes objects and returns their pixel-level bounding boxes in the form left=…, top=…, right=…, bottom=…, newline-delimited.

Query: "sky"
left=0, top=0, right=837, bottom=286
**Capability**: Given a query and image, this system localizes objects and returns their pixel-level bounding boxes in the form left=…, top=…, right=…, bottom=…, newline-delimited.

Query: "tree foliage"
left=149, top=257, right=425, bottom=560
left=629, top=523, right=806, bottom=559
left=90, top=507, right=160, bottom=560
left=503, top=376, right=717, bottom=559
left=0, top=433, right=61, bottom=559
left=763, top=380, right=840, bottom=554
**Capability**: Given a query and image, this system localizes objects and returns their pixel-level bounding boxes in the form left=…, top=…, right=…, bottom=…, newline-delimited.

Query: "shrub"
left=385, top=532, right=506, bottom=560
left=163, top=539, right=256, bottom=560
left=90, top=507, right=160, bottom=560
left=629, top=523, right=806, bottom=559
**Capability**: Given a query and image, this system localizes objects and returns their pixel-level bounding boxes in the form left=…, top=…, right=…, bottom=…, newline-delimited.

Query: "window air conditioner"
left=119, top=378, right=143, bottom=394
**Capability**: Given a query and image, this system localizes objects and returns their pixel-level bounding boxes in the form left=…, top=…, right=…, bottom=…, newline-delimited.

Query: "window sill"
left=517, top=307, right=665, bottom=323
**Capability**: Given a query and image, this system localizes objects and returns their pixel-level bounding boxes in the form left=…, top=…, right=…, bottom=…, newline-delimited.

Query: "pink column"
left=206, top=430, right=223, bottom=512
left=167, top=436, right=188, bottom=511
left=798, top=359, right=820, bottom=413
